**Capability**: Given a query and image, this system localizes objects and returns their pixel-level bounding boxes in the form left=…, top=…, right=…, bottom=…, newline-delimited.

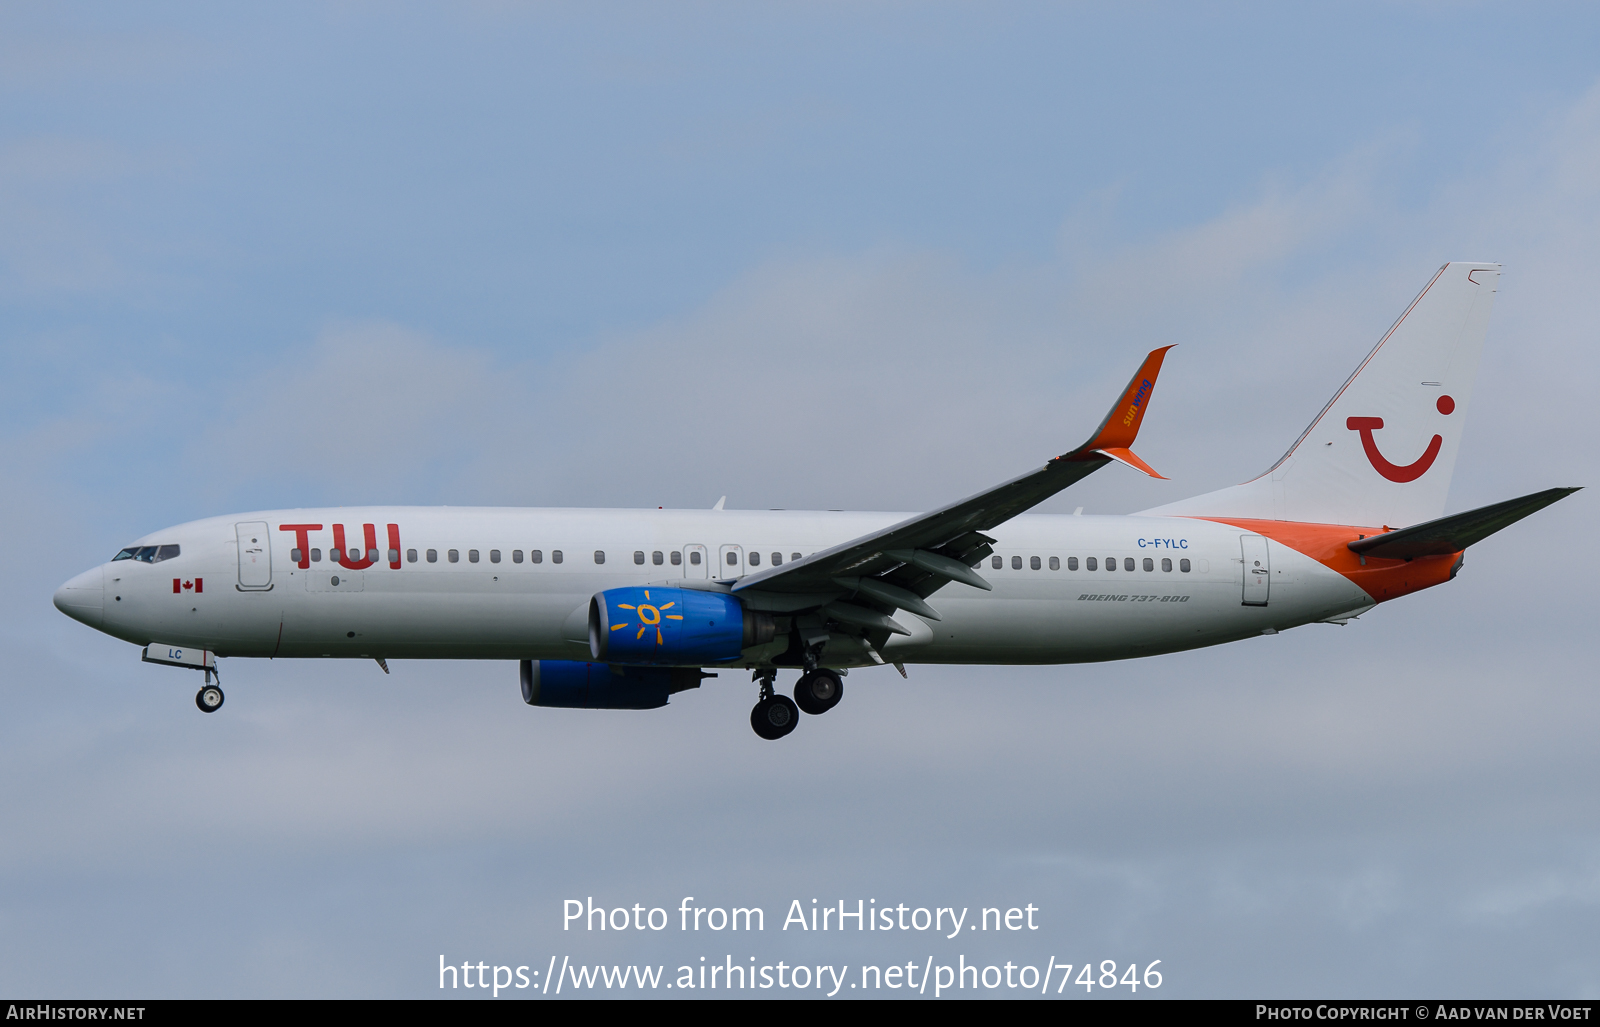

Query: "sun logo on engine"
left=611, top=590, right=684, bottom=645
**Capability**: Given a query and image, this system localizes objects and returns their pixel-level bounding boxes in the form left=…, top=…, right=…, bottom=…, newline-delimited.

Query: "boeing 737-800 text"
left=53, top=263, right=1578, bottom=738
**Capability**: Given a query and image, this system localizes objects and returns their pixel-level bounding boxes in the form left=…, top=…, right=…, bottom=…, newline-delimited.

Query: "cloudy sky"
left=4, top=2, right=1599, bottom=999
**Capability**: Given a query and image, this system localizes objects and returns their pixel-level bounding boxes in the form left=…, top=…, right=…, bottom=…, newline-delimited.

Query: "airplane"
left=53, top=262, right=1578, bottom=739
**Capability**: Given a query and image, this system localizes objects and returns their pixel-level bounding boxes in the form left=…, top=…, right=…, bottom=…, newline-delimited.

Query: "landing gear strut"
left=794, top=668, right=843, bottom=715
left=750, top=669, right=798, bottom=740
left=195, top=668, right=224, bottom=713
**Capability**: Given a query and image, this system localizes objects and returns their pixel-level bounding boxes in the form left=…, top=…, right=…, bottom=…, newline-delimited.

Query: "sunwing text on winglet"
left=1055, top=345, right=1173, bottom=479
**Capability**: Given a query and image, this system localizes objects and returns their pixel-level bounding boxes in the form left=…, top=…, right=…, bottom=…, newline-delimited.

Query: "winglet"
left=1094, top=446, right=1165, bottom=478
left=1056, top=346, right=1173, bottom=478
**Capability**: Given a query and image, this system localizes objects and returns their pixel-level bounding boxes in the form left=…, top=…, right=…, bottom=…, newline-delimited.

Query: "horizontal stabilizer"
left=1348, top=487, right=1580, bottom=559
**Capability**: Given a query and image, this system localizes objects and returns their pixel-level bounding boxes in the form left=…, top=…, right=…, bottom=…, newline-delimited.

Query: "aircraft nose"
left=53, top=567, right=105, bottom=628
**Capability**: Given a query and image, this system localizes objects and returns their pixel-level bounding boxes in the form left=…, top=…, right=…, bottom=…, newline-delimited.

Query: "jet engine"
left=588, top=586, right=774, bottom=665
left=519, top=659, right=708, bottom=710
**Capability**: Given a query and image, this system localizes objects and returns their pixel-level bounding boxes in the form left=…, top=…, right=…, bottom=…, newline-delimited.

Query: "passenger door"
left=236, top=521, right=272, bottom=590
left=1240, top=535, right=1270, bottom=606
left=719, top=544, right=744, bottom=579
left=682, top=544, right=708, bottom=579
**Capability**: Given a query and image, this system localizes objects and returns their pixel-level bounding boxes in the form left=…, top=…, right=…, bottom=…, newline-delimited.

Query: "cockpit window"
left=113, top=545, right=179, bottom=564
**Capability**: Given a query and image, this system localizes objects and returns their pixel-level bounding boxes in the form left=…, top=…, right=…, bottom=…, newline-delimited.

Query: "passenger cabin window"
left=387, top=548, right=400, bottom=563
left=689, top=551, right=701, bottom=565
left=791, top=553, right=801, bottom=562
left=448, top=549, right=459, bottom=563
left=1105, top=557, right=1115, bottom=571
left=726, top=552, right=737, bottom=566
left=469, top=550, right=480, bottom=563
left=1161, top=558, right=1171, bottom=572
left=311, top=548, right=322, bottom=562
left=1179, top=558, right=1191, bottom=572
left=553, top=550, right=563, bottom=564
left=594, top=551, right=605, bottom=564
left=1030, top=556, right=1041, bottom=570
left=1124, top=557, right=1135, bottom=571
left=408, top=549, right=418, bottom=563
left=367, top=548, right=380, bottom=563
left=530, top=550, right=543, bottom=563
left=427, top=549, right=438, bottom=563
left=1010, top=556, right=1021, bottom=569
left=490, top=550, right=501, bottom=563
left=512, top=550, right=523, bottom=563
left=991, top=556, right=1002, bottom=569
left=670, top=551, right=681, bottom=566
left=1143, top=558, right=1154, bottom=571
left=634, top=551, right=645, bottom=565
left=749, top=552, right=761, bottom=566
left=772, top=552, right=782, bottom=565
left=1049, top=556, right=1060, bottom=570
left=653, top=551, right=664, bottom=565
left=290, top=548, right=303, bottom=564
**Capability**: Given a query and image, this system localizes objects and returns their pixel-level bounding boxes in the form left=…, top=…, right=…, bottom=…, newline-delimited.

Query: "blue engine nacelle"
left=588, top=586, right=775, bottom=665
left=519, top=660, right=708, bottom=710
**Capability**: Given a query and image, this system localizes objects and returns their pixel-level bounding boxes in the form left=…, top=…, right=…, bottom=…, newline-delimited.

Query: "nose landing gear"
left=194, top=667, right=224, bottom=713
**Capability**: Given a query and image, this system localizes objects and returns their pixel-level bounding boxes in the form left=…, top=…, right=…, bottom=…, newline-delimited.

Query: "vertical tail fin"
left=1142, top=262, right=1500, bottom=527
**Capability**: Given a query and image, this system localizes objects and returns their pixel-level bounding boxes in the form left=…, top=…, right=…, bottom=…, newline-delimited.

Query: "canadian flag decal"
left=172, top=578, right=204, bottom=594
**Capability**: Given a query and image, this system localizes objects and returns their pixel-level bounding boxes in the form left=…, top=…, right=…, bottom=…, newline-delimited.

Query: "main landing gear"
left=195, top=668, right=224, bottom=713
left=794, top=668, right=843, bottom=715
left=750, top=670, right=799, bottom=740
left=749, top=668, right=845, bottom=740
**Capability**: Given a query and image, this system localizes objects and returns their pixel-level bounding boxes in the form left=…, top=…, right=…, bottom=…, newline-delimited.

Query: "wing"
left=729, top=346, right=1174, bottom=658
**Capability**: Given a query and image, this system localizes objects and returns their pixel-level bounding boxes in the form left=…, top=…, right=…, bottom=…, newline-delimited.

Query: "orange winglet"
left=1057, top=345, right=1173, bottom=478
left=1094, top=446, right=1167, bottom=479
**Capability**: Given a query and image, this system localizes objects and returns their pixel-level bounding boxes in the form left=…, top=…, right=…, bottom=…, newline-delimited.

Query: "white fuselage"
left=68, top=506, right=1377, bottom=668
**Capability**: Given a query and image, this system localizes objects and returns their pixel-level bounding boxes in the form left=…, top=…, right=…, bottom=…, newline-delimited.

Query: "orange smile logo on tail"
left=1347, top=404, right=1449, bottom=484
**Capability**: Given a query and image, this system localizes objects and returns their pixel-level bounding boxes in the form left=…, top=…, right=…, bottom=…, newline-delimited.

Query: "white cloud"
left=192, top=92, right=1600, bottom=524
